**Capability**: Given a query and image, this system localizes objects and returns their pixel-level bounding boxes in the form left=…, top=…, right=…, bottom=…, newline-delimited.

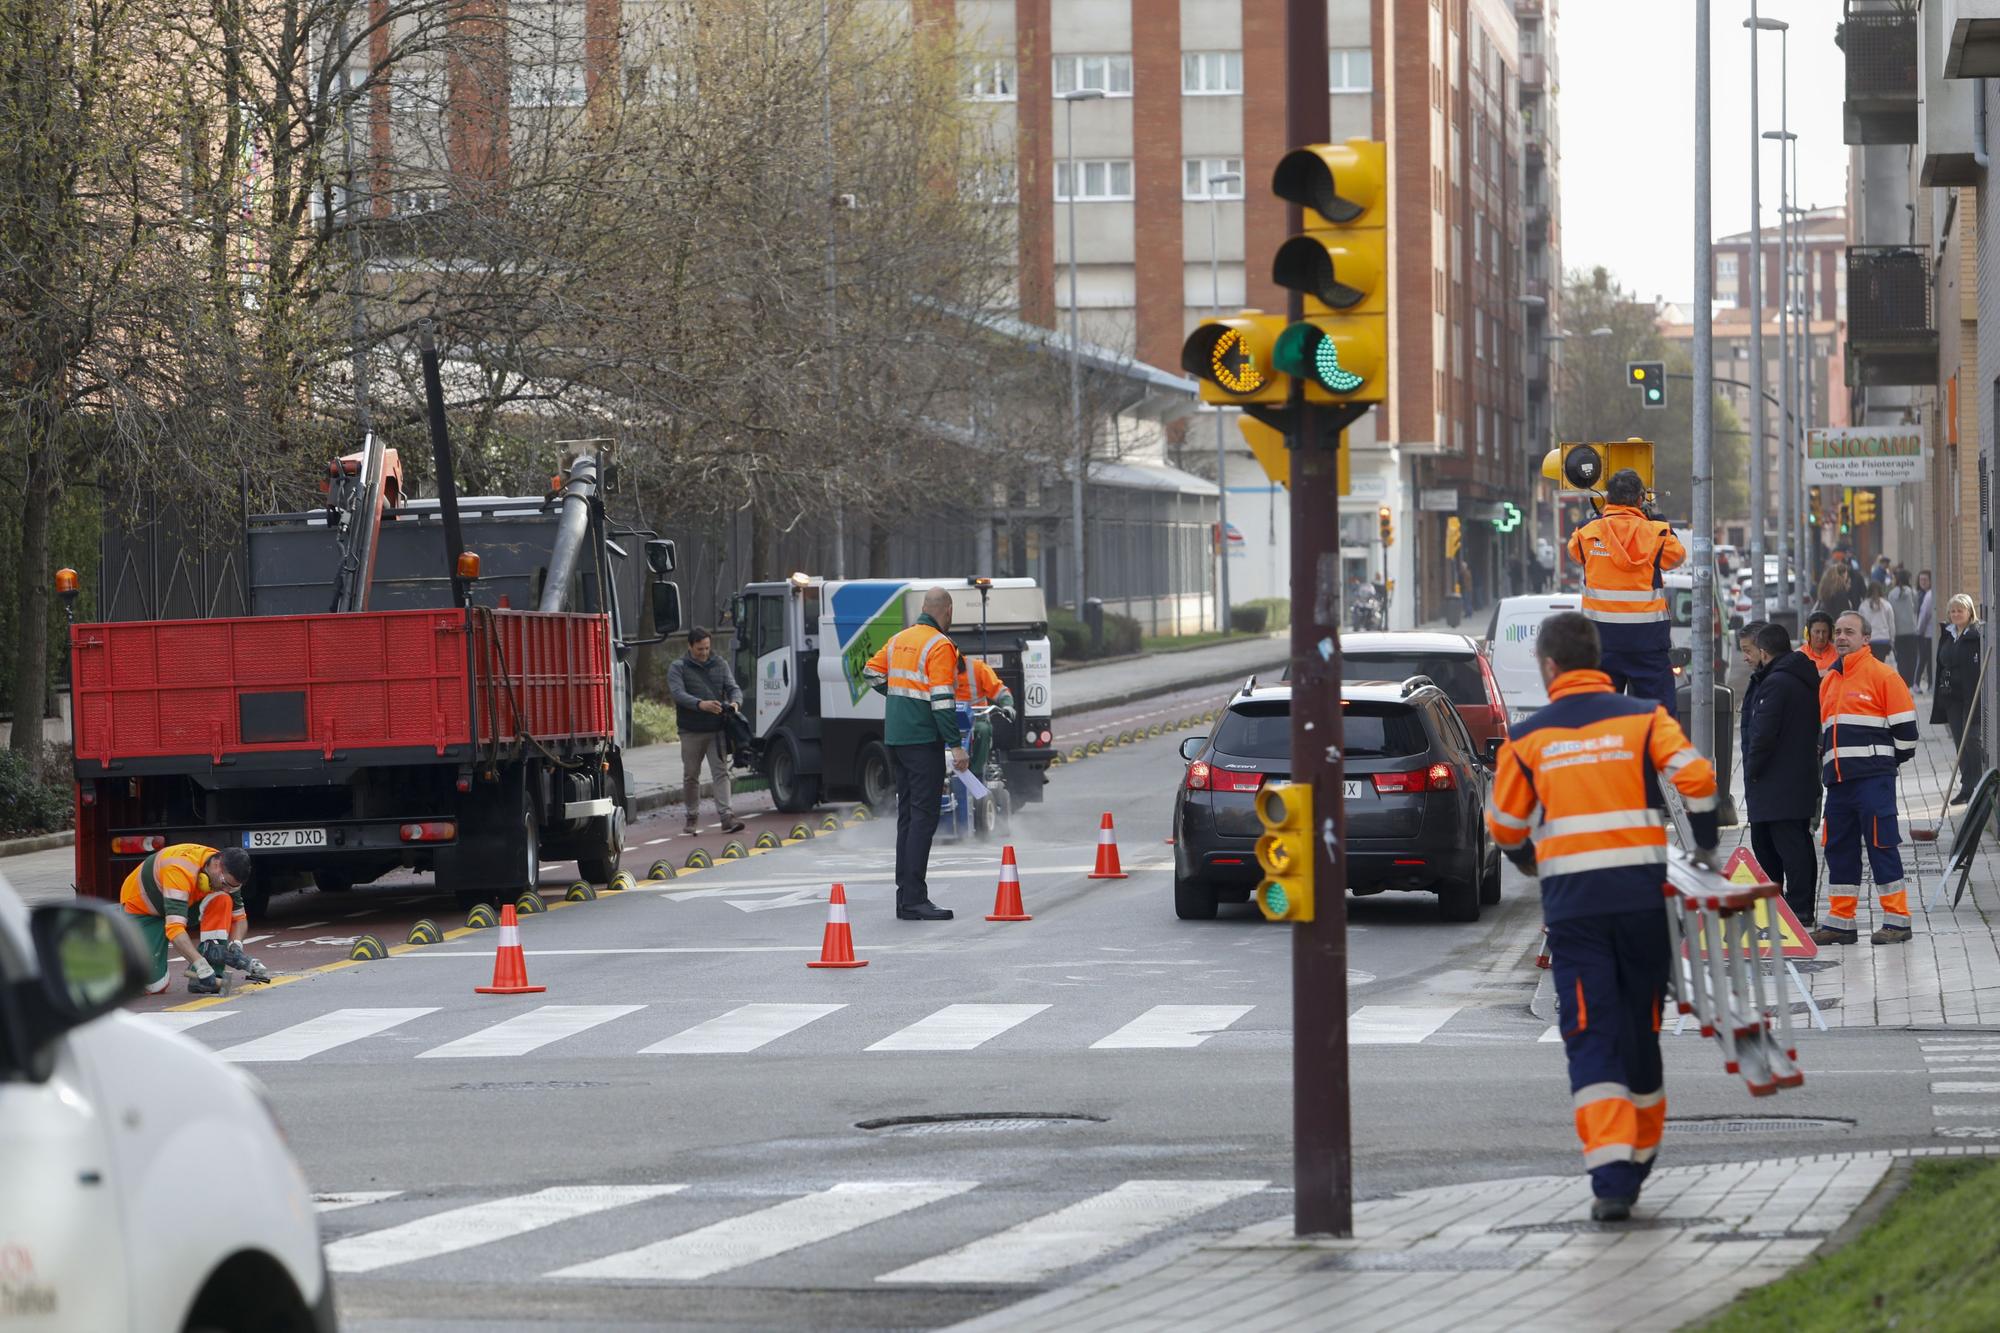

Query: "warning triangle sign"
left=1722, top=847, right=1819, bottom=960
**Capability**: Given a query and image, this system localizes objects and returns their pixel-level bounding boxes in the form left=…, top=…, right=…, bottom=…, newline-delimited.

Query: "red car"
left=1340, top=631, right=1510, bottom=751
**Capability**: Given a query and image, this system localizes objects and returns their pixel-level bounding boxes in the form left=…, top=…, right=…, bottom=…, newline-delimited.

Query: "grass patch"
left=1693, top=1158, right=2000, bottom=1333
left=1138, top=629, right=1250, bottom=654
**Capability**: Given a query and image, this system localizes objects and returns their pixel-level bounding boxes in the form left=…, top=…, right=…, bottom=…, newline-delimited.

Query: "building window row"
left=965, top=59, right=1016, bottom=100
left=1056, top=158, right=1134, bottom=201
left=962, top=49, right=1370, bottom=101
left=1182, top=51, right=1241, bottom=94
left=1054, top=54, right=1133, bottom=96
left=1183, top=158, right=1244, bottom=200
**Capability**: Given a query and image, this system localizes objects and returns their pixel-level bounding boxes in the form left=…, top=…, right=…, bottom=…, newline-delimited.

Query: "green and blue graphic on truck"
left=831, top=581, right=913, bottom=706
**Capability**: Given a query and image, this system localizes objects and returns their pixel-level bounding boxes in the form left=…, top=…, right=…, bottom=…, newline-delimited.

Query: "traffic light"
left=1378, top=505, right=1393, bottom=546
left=1541, top=438, right=1657, bottom=498
left=1809, top=489, right=1823, bottom=527
left=1181, top=310, right=1292, bottom=405
left=1627, top=361, right=1667, bottom=409
left=1252, top=782, right=1314, bottom=922
left=1853, top=488, right=1877, bottom=525
left=1268, top=140, right=1387, bottom=404
left=1237, top=415, right=1351, bottom=495
left=1840, top=486, right=1853, bottom=534
left=1446, top=516, right=1463, bottom=558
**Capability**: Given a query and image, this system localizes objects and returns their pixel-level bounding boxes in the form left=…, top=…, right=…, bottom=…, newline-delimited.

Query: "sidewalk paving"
left=958, top=1149, right=1984, bottom=1333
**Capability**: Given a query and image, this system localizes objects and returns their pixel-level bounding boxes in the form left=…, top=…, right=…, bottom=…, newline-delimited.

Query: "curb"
left=0, top=828, right=74, bottom=857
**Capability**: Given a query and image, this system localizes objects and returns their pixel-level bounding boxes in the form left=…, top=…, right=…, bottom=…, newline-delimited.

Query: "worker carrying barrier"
left=1661, top=847, right=1806, bottom=1098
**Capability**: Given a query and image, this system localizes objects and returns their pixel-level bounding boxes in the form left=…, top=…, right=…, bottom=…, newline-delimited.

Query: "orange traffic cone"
left=1534, top=927, right=1551, bottom=970
left=1087, top=813, right=1128, bottom=880
left=474, top=904, right=546, bottom=995
left=986, top=845, right=1032, bottom=922
left=807, top=883, right=869, bottom=969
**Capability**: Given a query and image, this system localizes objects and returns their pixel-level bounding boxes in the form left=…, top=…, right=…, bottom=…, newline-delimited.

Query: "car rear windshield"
left=1212, top=700, right=1290, bottom=761
left=1342, top=702, right=1426, bottom=758
left=1342, top=653, right=1486, bottom=706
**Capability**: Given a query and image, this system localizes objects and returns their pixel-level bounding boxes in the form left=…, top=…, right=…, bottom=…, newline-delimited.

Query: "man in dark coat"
left=1741, top=621, right=1824, bottom=926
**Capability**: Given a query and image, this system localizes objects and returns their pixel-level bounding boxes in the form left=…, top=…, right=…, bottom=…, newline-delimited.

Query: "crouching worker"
left=120, top=844, right=271, bottom=994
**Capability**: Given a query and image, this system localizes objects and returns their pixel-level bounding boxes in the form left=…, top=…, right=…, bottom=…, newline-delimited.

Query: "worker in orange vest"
left=862, top=587, right=969, bottom=921
left=955, top=653, right=1016, bottom=782
left=1812, top=610, right=1920, bottom=945
left=119, top=844, right=269, bottom=994
left=1566, top=469, right=1686, bottom=717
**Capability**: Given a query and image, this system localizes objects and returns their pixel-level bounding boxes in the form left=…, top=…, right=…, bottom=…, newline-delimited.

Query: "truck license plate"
left=243, top=827, right=328, bottom=850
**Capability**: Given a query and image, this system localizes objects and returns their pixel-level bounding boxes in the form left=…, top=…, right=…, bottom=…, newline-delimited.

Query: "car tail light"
left=400, top=821, right=458, bottom=843
left=1371, top=770, right=1427, bottom=794
left=1210, top=769, right=1264, bottom=793
left=1039, top=729, right=1053, bottom=746
left=110, top=835, right=165, bottom=855
left=1426, top=763, right=1455, bottom=791
left=1185, top=761, right=1211, bottom=790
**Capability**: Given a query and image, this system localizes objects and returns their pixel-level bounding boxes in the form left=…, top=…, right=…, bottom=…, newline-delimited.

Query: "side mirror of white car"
left=8, top=902, right=151, bottom=1078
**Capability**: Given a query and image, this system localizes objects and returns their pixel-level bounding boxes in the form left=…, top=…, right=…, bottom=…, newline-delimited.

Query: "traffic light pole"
left=1283, top=0, right=1353, bottom=1240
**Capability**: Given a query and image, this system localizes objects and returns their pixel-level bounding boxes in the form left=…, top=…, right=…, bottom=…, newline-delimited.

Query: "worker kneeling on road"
left=1567, top=468, right=1686, bottom=717
left=1485, top=612, right=1719, bottom=1222
left=1812, top=610, right=1920, bottom=946
left=955, top=654, right=1016, bottom=780
left=120, top=844, right=270, bottom=995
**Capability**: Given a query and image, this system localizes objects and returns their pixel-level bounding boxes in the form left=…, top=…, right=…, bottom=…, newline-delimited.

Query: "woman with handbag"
left=1932, top=594, right=1985, bottom=805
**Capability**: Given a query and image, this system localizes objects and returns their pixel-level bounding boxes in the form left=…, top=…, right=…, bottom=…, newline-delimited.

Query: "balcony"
left=1842, top=0, right=1918, bottom=144
left=1845, top=246, right=1936, bottom=386
left=1525, top=205, right=1551, bottom=248
left=1520, top=54, right=1544, bottom=91
left=1925, top=0, right=1981, bottom=184
left=1946, top=0, right=2000, bottom=77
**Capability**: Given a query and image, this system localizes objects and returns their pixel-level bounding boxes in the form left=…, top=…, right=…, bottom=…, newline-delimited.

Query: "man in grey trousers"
left=667, top=627, right=746, bottom=835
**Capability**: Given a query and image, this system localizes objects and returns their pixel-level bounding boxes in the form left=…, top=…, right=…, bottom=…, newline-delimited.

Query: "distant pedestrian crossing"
left=140, top=999, right=1554, bottom=1063
left=1924, top=1035, right=2000, bottom=1139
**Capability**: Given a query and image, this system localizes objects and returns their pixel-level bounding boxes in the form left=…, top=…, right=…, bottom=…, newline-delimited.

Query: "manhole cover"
left=1665, top=1115, right=1853, bottom=1134
left=1314, top=1249, right=1528, bottom=1273
left=856, top=1112, right=1106, bottom=1135
left=449, top=1080, right=612, bottom=1092
left=1495, top=1216, right=1727, bottom=1235
left=1693, top=1230, right=1828, bottom=1243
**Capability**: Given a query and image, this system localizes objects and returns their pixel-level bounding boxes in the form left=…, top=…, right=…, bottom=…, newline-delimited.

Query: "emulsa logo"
left=1504, top=622, right=1540, bottom=644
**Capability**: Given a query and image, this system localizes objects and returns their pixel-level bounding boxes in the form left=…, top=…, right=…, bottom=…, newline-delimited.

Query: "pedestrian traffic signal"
left=1379, top=505, right=1394, bottom=546
left=1627, top=361, right=1667, bottom=409
left=1269, top=140, right=1387, bottom=404
left=1253, top=782, right=1315, bottom=922
left=1542, top=439, right=1656, bottom=498
left=1853, top=488, right=1877, bottom=525
left=1181, top=310, right=1292, bottom=405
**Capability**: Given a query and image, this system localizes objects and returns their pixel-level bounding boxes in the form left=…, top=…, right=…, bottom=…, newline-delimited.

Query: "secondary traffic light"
left=1840, top=486, right=1853, bottom=534
left=1379, top=506, right=1394, bottom=546
left=1181, top=310, right=1292, bottom=405
left=1253, top=783, right=1315, bottom=922
left=1268, top=140, right=1387, bottom=404
left=1541, top=438, right=1657, bottom=498
left=1853, top=488, right=1877, bottom=524
left=1446, top=516, right=1463, bottom=558
left=1809, top=490, right=1823, bottom=526
left=1627, top=361, right=1667, bottom=409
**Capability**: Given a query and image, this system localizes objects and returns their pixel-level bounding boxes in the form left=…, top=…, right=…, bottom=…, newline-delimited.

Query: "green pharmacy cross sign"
left=1492, top=501, right=1522, bottom=534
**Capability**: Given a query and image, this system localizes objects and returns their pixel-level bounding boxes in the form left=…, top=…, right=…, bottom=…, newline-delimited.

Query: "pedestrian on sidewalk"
left=1814, top=566, right=1854, bottom=621
left=1813, top=612, right=1919, bottom=946
left=1860, top=582, right=1897, bottom=666
left=1889, top=571, right=1923, bottom=690
left=1915, top=571, right=1937, bottom=691
left=668, top=627, right=746, bottom=836
left=862, top=587, right=969, bottom=921
left=1802, top=611, right=1837, bottom=675
left=1740, top=622, right=1823, bottom=927
left=1485, top=612, right=1719, bottom=1222
left=1932, top=594, right=1985, bottom=806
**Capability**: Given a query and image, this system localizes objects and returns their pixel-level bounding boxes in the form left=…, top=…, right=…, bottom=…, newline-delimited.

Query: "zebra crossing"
left=139, top=999, right=1552, bottom=1063
left=1924, top=1035, right=2000, bottom=1139
left=314, top=1177, right=1274, bottom=1286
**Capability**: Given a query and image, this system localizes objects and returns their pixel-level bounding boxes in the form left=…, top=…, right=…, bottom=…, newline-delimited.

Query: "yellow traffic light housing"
left=1446, top=516, right=1463, bottom=558
left=1181, top=310, right=1292, bottom=405
left=1253, top=782, right=1315, bottom=922
left=1546, top=438, right=1656, bottom=499
left=1853, top=488, right=1877, bottom=524
left=1238, top=415, right=1350, bottom=495
left=1270, top=140, right=1387, bottom=405
left=1378, top=505, right=1393, bottom=546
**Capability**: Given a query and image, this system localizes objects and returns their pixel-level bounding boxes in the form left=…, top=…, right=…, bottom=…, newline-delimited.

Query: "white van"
left=1485, top=582, right=1703, bottom=726
left=0, top=879, right=331, bottom=1332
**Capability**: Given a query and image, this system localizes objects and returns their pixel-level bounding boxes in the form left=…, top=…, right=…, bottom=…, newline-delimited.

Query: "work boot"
left=1872, top=925, right=1914, bottom=945
left=1590, top=1196, right=1635, bottom=1223
left=1808, top=924, right=1859, bottom=946
left=897, top=901, right=954, bottom=921
left=186, top=970, right=223, bottom=995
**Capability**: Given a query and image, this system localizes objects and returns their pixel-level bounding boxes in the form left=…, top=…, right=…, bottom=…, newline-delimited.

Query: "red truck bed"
left=70, top=607, right=612, bottom=765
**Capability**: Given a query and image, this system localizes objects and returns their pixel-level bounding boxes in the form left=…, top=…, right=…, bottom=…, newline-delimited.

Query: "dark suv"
left=1172, top=676, right=1501, bottom=922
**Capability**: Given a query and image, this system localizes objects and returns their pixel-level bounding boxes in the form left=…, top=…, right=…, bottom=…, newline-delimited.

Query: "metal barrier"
left=1662, top=848, right=1806, bottom=1098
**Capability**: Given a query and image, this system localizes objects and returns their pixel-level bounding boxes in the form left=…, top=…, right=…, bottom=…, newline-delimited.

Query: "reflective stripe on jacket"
left=1819, top=646, right=1918, bottom=785
left=861, top=613, right=963, bottom=747
left=954, top=656, right=1013, bottom=708
left=118, top=843, right=242, bottom=941
left=1565, top=506, right=1685, bottom=626
left=1484, top=669, right=1718, bottom=923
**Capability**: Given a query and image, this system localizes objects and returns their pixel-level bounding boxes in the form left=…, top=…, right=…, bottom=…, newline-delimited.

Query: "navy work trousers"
left=891, top=742, right=946, bottom=909
left=1549, top=907, right=1671, bottom=1200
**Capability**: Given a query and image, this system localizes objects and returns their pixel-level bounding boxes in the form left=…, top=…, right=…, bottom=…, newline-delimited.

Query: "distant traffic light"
left=1853, top=488, right=1877, bottom=525
left=1627, top=361, right=1666, bottom=410
left=1269, top=140, right=1387, bottom=404
left=1252, top=783, right=1314, bottom=922
left=1542, top=438, right=1657, bottom=498
left=1181, top=311, right=1293, bottom=405
left=1446, top=516, right=1463, bottom=558
left=1840, top=486, right=1853, bottom=534
left=1378, top=506, right=1394, bottom=546
left=1809, top=489, right=1823, bottom=527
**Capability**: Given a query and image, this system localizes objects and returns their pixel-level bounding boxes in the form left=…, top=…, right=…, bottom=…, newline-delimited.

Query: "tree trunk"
left=867, top=520, right=889, bottom=577
left=10, top=425, right=56, bottom=757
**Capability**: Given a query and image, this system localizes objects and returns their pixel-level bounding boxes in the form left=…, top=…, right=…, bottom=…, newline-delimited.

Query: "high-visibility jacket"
left=118, top=843, right=245, bottom=942
left=954, top=656, right=1014, bottom=709
left=1566, top=506, right=1684, bottom=642
left=862, top=613, right=963, bottom=747
left=1802, top=640, right=1838, bottom=675
left=1819, top=645, right=1918, bottom=785
left=1485, top=669, right=1718, bottom=922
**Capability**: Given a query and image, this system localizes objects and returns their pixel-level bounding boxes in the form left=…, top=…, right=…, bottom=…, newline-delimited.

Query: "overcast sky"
left=1558, top=0, right=1848, bottom=308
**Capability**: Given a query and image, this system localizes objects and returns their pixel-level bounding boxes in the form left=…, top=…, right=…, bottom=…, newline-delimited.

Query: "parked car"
left=0, top=878, right=332, bottom=1333
left=1172, top=677, right=1500, bottom=922
left=1341, top=630, right=1509, bottom=750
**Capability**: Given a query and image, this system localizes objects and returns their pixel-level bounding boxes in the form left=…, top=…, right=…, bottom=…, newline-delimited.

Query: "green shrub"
left=0, top=746, right=72, bottom=837
left=1049, top=608, right=1142, bottom=661
left=1244, top=597, right=1290, bottom=631
left=1229, top=605, right=1269, bottom=634
left=631, top=696, right=680, bottom=747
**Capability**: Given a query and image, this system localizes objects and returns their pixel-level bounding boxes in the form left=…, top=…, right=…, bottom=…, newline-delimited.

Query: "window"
left=1181, top=51, right=1241, bottom=94
left=965, top=58, right=1016, bottom=100
left=1474, top=308, right=1485, bottom=362
left=1055, top=158, right=1134, bottom=201
left=511, top=0, right=586, bottom=107
left=1329, top=47, right=1371, bottom=92
left=1053, top=54, right=1132, bottom=96
left=1717, top=254, right=1738, bottom=279
left=1183, top=158, right=1244, bottom=199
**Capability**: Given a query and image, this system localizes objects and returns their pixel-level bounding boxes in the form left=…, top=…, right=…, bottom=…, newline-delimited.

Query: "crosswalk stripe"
left=1090, top=1005, right=1254, bottom=1050
left=1931, top=1082, right=2000, bottom=1094
left=326, top=1185, right=685, bottom=1273
left=416, top=1005, right=644, bottom=1059
left=1933, top=1105, right=2000, bottom=1116
left=1921, top=1064, right=2000, bottom=1073
left=315, top=1192, right=403, bottom=1214
left=876, top=1179, right=1268, bottom=1285
left=218, top=1008, right=439, bottom=1063
left=866, top=1004, right=1050, bottom=1052
left=550, top=1181, right=977, bottom=1281
left=138, top=1011, right=237, bottom=1034
left=1350, top=1005, right=1459, bottom=1045
left=1922, top=1044, right=2000, bottom=1053
left=641, top=1003, right=846, bottom=1054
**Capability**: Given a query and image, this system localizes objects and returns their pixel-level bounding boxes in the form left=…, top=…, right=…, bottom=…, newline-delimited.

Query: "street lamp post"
left=1767, top=127, right=1797, bottom=622
left=1692, top=0, right=1715, bottom=762
left=1207, top=169, right=1243, bottom=634
left=1742, top=9, right=1784, bottom=625
left=1062, top=88, right=1105, bottom=615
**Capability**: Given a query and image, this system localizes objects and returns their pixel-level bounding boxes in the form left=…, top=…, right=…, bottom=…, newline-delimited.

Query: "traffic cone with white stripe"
left=986, top=845, right=1032, bottom=922
left=807, top=883, right=869, bottom=969
left=1534, top=927, right=1551, bottom=970
left=1087, top=813, right=1128, bottom=880
left=474, top=904, right=546, bottom=995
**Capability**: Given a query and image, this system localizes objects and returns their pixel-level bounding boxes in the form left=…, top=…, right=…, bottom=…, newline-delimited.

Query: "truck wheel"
left=858, top=742, right=895, bottom=815
left=517, top=785, right=544, bottom=892
left=576, top=778, right=626, bottom=884
left=768, top=736, right=822, bottom=813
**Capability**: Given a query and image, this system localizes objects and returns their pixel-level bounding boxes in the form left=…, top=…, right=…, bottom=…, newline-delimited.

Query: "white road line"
left=1933, top=1105, right=2000, bottom=1115
left=1350, top=1005, right=1460, bottom=1045
left=867, top=1004, right=1051, bottom=1052
left=1922, top=1044, right=2000, bottom=1053
left=1539, top=1025, right=1564, bottom=1043
left=877, top=1180, right=1268, bottom=1285
left=394, top=946, right=833, bottom=958
left=315, top=1192, right=403, bottom=1214
left=643, top=837, right=672, bottom=846
left=416, top=1005, right=644, bottom=1060
left=217, top=1008, right=439, bottom=1063
left=326, top=1185, right=685, bottom=1274
left=641, top=1003, right=846, bottom=1054
left=242, top=935, right=271, bottom=945
left=1919, top=1065, right=2000, bottom=1073
left=137, top=1011, right=237, bottom=1034
left=1930, top=1082, right=2000, bottom=1094
left=1091, top=1005, right=1254, bottom=1049
left=551, top=1181, right=976, bottom=1281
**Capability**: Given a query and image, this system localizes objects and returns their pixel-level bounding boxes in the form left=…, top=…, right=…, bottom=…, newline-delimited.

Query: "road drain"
left=856, top=1112, right=1106, bottom=1135
left=1666, top=1115, right=1855, bottom=1134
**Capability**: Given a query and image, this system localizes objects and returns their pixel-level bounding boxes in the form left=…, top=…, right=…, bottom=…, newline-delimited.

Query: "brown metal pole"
left=1283, top=0, right=1351, bottom=1238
